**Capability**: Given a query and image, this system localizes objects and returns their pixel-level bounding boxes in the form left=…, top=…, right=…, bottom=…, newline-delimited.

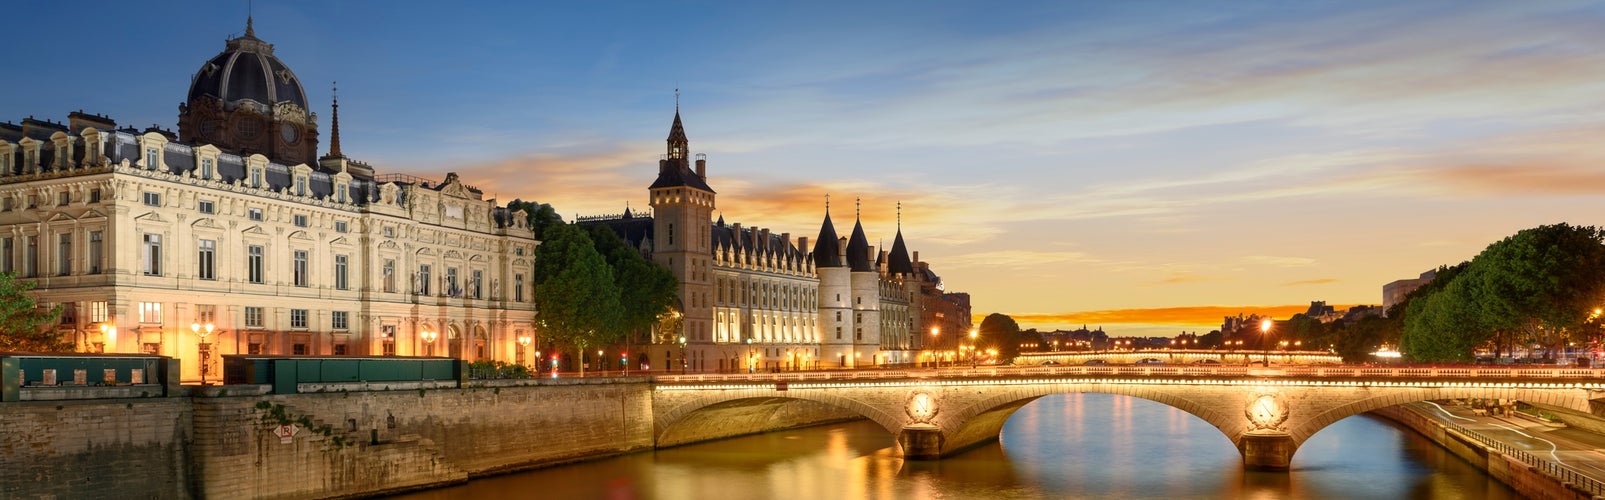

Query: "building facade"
left=581, top=110, right=960, bottom=371
left=0, top=21, right=538, bottom=382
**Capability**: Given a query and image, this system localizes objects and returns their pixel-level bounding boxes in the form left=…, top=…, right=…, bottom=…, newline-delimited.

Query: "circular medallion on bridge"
left=907, top=391, right=939, bottom=423
left=1245, top=392, right=1288, bottom=431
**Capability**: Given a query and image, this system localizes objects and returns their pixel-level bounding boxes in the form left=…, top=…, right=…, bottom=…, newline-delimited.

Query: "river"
left=393, top=393, right=1516, bottom=499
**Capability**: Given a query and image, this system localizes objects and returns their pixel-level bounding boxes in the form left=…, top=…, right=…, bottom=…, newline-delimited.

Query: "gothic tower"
left=649, top=108, right=715, bottom=351
left=814, top=199, right=853, bottom=367
left=845, top=201, right=883, bottom=366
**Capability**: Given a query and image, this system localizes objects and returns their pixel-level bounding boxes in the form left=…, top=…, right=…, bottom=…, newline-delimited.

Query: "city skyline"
left=8, top=1, right=1605, bottom=336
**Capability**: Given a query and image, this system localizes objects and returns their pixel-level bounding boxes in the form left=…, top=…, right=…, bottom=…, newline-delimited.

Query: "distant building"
left=1383, top=269, right=1438, bottom=312
left=1304, top=301, right=1340, bottom=323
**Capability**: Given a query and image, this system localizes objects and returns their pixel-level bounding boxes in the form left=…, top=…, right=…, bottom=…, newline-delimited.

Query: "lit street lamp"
left=1260, top=319, right=1272, bottom=366
left=420, top=330, right=438, bottom=356
left=190, top=322, right=215, bottom=386
left=517, top=334, right=532, bottom=369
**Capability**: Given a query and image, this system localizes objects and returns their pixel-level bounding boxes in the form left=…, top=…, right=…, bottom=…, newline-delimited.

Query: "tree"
left=1332, top=315, right=1398, bottom=363
left=977, top=313, right=1023, bottom=363
left=1471, top=223, right=1605, bottom=359
left=587, top=226, right=678, bottom=356
left=508, top=199, right=564, bottom=241
left=531, top=224, right=621, bottom=376
left=0, top=272, right=67, bottom=352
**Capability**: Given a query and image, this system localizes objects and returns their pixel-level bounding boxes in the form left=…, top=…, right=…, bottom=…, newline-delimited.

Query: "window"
left=88, top=301, right=108, bottom=323
left=446, top=268, right=458, bottom=296
left=196, top=304, right=217, bottom=324
left=145, top=147, right=159, bottom=169
left=332, top=311, right=348, bottom=330
left=88, top=231, right=102, bottom=274
left=247, top=245, right=265, bottom=284
left=294, top=214, right=308, bottom=227
left=383, top=259, right=396, bottom=292
left=836, top=311, right=842, bottom=322
left=143, top=191, right=160, bottom=207
left=418, top=265, right=431, bottom=295
left=25, top=236, right=37, bottom=277
left=292, top=343, right=307, bottom=355
left=200, top=158, right=214, bottom=179
left=514, top=274, right=525, bottom=302
left=295, top=177, right=307, bottom=197
left=383, top=226, right=394, bottom=238
left=58, top=191, right=70, bottom=206
left=1, top=237, right=10, bottom=274
left=382, top=341, right=395, bottom=356
left=471, top=270, right=482, bottom=299
left=89, top=189, right=101, bottom=203
left=138, top=302, right=162, bottom=324
left=335, top=220, right=348, bottom=233
left=293, top=250, right=309, bottom=287
left=198, top=200, right=215, bottom=214
left=334, top=255, right=349, bottom=290
left=197, top=239, right=216, bottom=280
left=836, top=327, right=842, bottom=339
left=250, top=168, right=262, bottom=188
left=248, top=343, right=262, bottom=354
left=668, top=223, right=674, bottom=245
left=56, top=233, right=70, bottom=276
left=248, top=207, right=263, bottom=221
left=290, top=309, right=308, bottom=329
left=142, top=233, right=161, bottom=276
left=245, top=306, right=264, bottom=327
left=333, top=344, right=347, bottom=355
left=336, top=186, right=348, bottom=204
left=28, top=194, right=37, bottom=208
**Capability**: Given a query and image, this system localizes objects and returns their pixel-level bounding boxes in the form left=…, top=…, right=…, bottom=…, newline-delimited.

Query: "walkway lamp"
left=421, top=330, right=438, bottom=356
left=517, top=335, right=532, bottom=369
left=1260, top=319, right=1272, bottom=366
left=99, top=324, right=117, bottom=353
left=191, top=322, right=215, bottom=386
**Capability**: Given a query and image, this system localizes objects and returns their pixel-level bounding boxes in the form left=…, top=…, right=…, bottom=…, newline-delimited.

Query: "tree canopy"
left=587, top=226, right=678, bottom=345
left=977, top=313, right=1023, bottom=363
left=531, top=223, right=620, bottom=376
left=1400, top=223, right=1605, bottom=362
left=0, top=272, right=67, bottom=352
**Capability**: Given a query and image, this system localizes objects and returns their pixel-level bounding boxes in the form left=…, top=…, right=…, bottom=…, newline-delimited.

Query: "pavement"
left=1413, top=401, right=1605, bottom=480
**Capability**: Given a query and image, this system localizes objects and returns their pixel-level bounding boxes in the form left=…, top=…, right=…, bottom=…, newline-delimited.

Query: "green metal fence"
left=0, top=353, right=178, bottom=402
left=223, top=355, right=463, bottom=394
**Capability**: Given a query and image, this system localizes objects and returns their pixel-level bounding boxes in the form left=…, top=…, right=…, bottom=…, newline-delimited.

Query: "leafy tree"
left=1401, top=276, right=1487, bottom=362
left=0, top=272, right=67, bottom=352
left=1198, top=330, right=1223, bottom=349
left=1471, top=223, right=1605, bottom=358
left=1332, top=315, right=1399, bottom=363
left=508, top=199, right=564, bottom=241
left=977, top=313, right=1023, bottom=363
left=531, top=224, right=621, bottom=376
left=587, top=226, right=678, bottom=349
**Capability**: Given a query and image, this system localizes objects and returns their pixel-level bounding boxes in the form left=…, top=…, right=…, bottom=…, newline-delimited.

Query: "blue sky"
left=9, top=1, right=1605, bottom=335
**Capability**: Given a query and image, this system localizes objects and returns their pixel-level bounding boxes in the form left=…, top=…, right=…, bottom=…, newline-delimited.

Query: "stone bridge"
left=652, top=365, right=1605, bottom=470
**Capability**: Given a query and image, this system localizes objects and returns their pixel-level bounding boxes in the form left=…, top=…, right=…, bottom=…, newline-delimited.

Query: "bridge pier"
left=1238, top=432, right=1296, bottom=471
left=897, top=425, right=945, bottom=460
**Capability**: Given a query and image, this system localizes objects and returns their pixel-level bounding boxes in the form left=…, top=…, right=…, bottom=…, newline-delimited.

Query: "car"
left=1083, top=359, right=1109, bottom=365
left=1041, top=360, right=1061, bottom=365
left=1191, top=359, right=1222, bottom=365
left=1136, top=358, right=1164, bottom=365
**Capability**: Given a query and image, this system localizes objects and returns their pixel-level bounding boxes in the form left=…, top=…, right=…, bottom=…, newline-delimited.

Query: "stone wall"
left=0, top=398, right=192, bottom=499
left=191, top=377, right=655, bottom=499
left=655, top=397, right=863, bottom=447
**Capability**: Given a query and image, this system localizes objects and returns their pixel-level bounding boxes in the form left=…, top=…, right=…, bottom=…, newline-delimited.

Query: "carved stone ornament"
left=1245, top=391, right=1289, bottom=432
left=906, top=391, right=938, bottom=423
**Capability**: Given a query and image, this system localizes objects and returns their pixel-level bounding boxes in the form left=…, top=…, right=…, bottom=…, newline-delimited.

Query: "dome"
left=186, top=22, right=308, bottom=111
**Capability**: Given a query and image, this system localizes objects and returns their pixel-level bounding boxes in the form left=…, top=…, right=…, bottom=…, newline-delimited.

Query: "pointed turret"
left=814, top=209, right=842, bottom=268
left=888, top=201, right=914, bottom=275
left=846, top=219, right=872, bottom=272
left=325, top=81, right=343, bottom=159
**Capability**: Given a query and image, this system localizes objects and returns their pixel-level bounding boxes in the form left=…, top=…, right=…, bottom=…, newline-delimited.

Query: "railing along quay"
left=653, top=365, right=1605, bottom=384
left=1403, top=403, right=1605, bottom=497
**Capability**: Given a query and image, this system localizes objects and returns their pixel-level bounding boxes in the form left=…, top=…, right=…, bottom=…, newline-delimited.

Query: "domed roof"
left=186, top=20, right=308, bottom=110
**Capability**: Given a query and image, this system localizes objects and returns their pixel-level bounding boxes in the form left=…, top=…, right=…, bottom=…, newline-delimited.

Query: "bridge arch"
left=653, top=389, right=908, bottom=448
left=937, top=384, right=1237, bottom=457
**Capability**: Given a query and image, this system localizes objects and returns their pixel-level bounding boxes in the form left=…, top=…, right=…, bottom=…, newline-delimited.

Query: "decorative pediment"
left=78, top=209, right=108, bottom=220
left=45, top=212, right=76, bottom=223
left=241, top=225, right=269, bottom=236
left=468, top=254, right=488, bottom=263
left=133, top=212, right=167, bottom=223
left=439, top=172, right=472, bottom=199
left=378, top=240, right=400, bottom=251
left=191, top=218, right=224, bottom=230
left=329, top=236, right=351, bottom=246
left=512, top=258, right=530, bottom=267
left=416, top=247, right=437, bottom=257
left=288, top=230, right=313, bottom=241
left=442, top=250, right=463, bottom=260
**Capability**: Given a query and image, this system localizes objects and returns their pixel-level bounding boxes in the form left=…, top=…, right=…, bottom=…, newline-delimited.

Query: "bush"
left=467, top=360, right=532, bottom=379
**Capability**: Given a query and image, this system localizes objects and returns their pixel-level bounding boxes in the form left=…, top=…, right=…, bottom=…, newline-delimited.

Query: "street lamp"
left=99, top=323, right=116, bottom=353
left=517, top=335, right=532, bottom=369
left=191, top=322, right=215, bottom=386
left=931, top=327, right=941, bottom=367
left=421, top=330, right=438, bottom=356
left=1260, top=319, right=1272, bottom=366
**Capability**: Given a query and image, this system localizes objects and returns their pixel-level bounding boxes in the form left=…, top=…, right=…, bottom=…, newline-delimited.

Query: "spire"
left=327, top=81, right=343, bottom=158
left=667, top=91, right=687, bottom=160
left=888, top=199, right=914, bottom=275
left=846, top=196, right=872, bottom=272
left=246, top=16, right=255, bottom=38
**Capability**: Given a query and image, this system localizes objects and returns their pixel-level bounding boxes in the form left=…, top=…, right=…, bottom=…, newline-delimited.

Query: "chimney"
left=732, top=223, right=742, bottom=246
left=781, top=232, right=790, bottom=249
left=760, top=228, right=770, bottom=248
left=798, top=236, right=809, bottom=254
left=68, top=111, right=115, bottom=132
left=913, top=251, right=920, bottom=264
left=696, top=158, right=706, bottom=178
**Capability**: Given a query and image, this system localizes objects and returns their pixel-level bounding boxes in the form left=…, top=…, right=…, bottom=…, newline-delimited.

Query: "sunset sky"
left=10, top=1, right=1605, bottom=337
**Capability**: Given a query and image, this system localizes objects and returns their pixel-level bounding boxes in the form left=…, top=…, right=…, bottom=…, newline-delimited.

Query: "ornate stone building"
left=0, top=20, right=538, bottom=382
left=581, top=110, right=951, bottom=371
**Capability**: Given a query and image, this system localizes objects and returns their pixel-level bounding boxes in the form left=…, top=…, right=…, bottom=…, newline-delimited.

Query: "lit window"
left=138, top=302, right=162, bottom=324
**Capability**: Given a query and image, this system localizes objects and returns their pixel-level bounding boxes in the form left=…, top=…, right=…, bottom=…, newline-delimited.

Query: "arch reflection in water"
left=391, top=394, right=1515, bottom=499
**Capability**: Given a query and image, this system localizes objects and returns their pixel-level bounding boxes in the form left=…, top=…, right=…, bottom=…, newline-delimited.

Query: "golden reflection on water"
left=392, top=394, right=1518, bottom=500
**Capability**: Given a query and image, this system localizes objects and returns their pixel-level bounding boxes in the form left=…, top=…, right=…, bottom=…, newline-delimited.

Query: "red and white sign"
left=274, top=424, right=300, bottom=444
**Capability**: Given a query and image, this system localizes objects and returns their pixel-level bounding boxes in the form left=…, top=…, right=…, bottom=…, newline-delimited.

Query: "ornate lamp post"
left=517, top=334, right=532, bottom=369
left=99, top=324, right=117, bottom=353
left=930, top=327, right=941, bottom=368
left=190, top=322, right=215, bottom=386
left=420, top=330, right=438, bottom=356
left=1260, top=319, right=1273, bottom=366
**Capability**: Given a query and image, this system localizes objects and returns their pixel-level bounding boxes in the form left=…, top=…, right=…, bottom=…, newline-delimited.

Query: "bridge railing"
left=653, top=364, right=1605, bottom=384
left=1405, top=403, right=1605, bottom=497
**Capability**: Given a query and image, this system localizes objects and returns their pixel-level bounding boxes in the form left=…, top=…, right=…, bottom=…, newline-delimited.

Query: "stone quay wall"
left=1372, top=405, right=1596, bottom=500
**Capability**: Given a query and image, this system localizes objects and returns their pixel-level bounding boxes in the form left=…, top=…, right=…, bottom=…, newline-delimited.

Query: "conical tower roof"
left=846, top=218, right=872, bottom=272
left=814, top=210, right=842, bottom=268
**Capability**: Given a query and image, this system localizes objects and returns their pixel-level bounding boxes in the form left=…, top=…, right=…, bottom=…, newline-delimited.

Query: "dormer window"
left=200, top=158, right=214, bottom=180
left=249, top=167, right=263, bottom=188
left=335, top=183, right=348, bottom=203
left=295, top=176, right=307, bottom=196
left=144, top=147, right=159, bottom=170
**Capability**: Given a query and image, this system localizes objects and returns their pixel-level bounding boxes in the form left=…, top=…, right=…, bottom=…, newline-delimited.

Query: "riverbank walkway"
left=1410, top=401, right=1605, bottom=495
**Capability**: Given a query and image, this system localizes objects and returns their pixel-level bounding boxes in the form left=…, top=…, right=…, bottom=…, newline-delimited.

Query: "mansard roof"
left=648, top=160, right=715, bottom=192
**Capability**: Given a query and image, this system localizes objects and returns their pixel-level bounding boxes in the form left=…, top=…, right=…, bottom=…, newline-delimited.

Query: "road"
left=1413, top=401, right=1605, bottom=481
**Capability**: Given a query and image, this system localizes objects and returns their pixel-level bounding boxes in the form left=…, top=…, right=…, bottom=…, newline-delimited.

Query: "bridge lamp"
left=191, top=322, right=215, bottom=386
left=1259, top=319, right=1273, bottom=366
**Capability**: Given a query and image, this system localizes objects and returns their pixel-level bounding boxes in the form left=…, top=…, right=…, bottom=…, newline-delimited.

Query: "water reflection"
left=393, top=394, right=1516, bottom=500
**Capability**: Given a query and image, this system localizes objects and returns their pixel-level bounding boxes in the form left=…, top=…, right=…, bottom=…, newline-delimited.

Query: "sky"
left=8, top=1, right=1605, bottom=337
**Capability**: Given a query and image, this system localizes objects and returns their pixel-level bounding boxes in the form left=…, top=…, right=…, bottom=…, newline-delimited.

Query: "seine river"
left=394, top=393, right=1515, bottom=499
